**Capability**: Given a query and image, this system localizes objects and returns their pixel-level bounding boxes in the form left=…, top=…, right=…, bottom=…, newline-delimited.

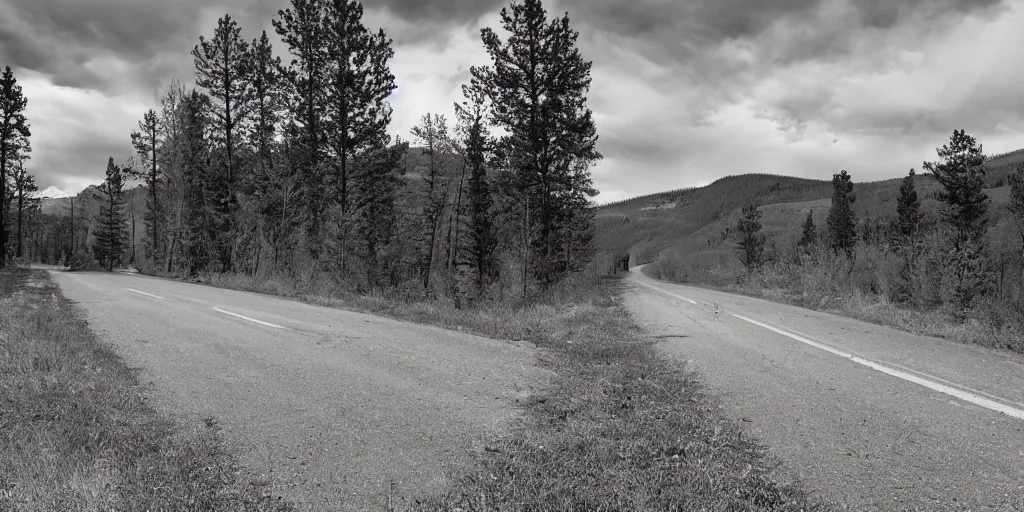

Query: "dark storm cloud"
left=373, top=0, right=503, bottom=24
left=564, top=0, right=1007, bottom=67
left=0, top=0, right=207, bottom=92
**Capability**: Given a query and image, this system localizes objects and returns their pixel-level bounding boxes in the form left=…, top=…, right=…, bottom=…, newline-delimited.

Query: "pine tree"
left=248, top=31, right=285, bottom=177
left=322, top=0, right=397, bottom=273
left=411, top=113, right=451, bottom=290
left=11, top=156, right=38, bottom=258
left=923, top=129, right=990, bottom=315
left=798, top=210, right=816, bottom=249
left=352, top=137, right=405, bottom=289
left=736, top=203, right=765, bottom=271
left=179, top=91, right=216, bottom=275
left=826, top=170, right=857, bottom=257
left=456, top=89, right=496, bottom=293
left=896, top=168, right=923, bottom=245
left=1007, top=163, right=1024, bottom=286
left=92, top=158, right=128, bottom=271
left=129, top=109, right=163, bottom=268
left=274, top=0, right=331, bottom=262
left=193, top=14, right=252, bottom=271
left=473, top=0, right=601, bottom=289
left=1, top=66, right=31, bottom=268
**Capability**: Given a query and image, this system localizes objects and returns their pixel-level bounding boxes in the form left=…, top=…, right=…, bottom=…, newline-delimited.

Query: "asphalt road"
left=50, top=270, right=547, bottom=511
left=626, top=265, right=1024, bottom=511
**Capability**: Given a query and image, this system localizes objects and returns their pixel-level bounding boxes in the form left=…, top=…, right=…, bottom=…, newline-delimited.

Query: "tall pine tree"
left=274, top=0, right=331, bottom=263
left=0, top=66, right=31, bottom=268
left=322, top=0, right=396, bottom=273
left=456, top=88, right=496, bottom=293
left=826, top=170, right=857, bottom=257
left=924, top=129, right=990, bottom=314
left=193, top=14, right=252, bottom=270
left=472, top=0, right=601, bottom=289
left=129, top=109, right=163, bottom=268
left=11, top=156, right=38, bottom=259
left=92, top=158, right=128, bottom=271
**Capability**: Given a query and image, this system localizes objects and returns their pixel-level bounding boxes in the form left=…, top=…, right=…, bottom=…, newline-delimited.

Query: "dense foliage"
left=17, top=0, right=601, bottom=306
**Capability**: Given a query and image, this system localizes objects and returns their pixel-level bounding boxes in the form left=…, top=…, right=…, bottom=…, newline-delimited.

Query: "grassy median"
left=401, top=278, right=831, bottom=511
left=0, top=267, right=292, bottom=511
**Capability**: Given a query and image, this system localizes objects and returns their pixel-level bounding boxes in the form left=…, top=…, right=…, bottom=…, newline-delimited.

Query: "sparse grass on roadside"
left=0, top=267, right=293, bottom=512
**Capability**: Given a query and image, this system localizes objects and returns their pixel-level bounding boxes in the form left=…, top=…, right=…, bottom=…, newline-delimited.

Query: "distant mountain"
left=596, top=147, right=1024, bottom=275
left=35, top=186, right=71, bottom=199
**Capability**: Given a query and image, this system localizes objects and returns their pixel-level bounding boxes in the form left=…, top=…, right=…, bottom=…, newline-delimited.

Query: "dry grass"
left=0, top=267, right=293, bottom=512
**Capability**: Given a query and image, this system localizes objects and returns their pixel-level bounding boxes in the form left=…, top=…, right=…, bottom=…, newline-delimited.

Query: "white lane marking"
left=213, top=307, right=286, bottom=329
left=733, top=313, right=1024, bottom=421
left=632, top=279, right=698, bottom=305
left=126, top=288, right=164, bottom=300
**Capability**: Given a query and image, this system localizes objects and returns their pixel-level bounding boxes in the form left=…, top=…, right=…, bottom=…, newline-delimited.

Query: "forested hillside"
left=598, top=133, right=1024, bottom=352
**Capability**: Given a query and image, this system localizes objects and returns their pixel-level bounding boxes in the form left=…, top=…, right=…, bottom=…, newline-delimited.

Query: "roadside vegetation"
left=652, top=130, right=1024, bottom=354
left=0, top=267, right=293, bottom=511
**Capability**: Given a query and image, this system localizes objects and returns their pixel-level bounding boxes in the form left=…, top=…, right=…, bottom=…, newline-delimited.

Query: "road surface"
left=50, top=270, right=547, bottom=511
left=626, top=265, right=1024, bottom=511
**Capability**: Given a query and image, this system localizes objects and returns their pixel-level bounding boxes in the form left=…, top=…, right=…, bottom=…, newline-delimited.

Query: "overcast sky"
left=2, top=0, right=1022, bottom=203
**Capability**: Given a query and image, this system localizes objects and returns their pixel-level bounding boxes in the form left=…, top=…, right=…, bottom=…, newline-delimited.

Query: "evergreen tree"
left=193, top=14, right=252, bottom=270
left=351, top=137, right=405, bottom=289
left=11, top=156, right=38, bottom=258
left=248, top=31, right=285, bottom=177
left=826, top=169, right=857, bottom=257
left=896, top=168, right=923, bottom=245
left=0, top=66, right=31, bottom=268
left=1007, top=163, right=1024, bottom=261
left=472, top=0, right=601, bottom=289
left=179, top=91, right=216, bottom=275
left=274, top=0, right=331, bottom=262
left=322, top=0, right=397, bottom=272
left=129, top=109, right=163, bottom=268
left=736, top=203, right=765, bottom=271
left=798, top=210, right=816, bottom=249
left=456, top=89, right=496, bottom=293
left=923, top=129, right=990, bottom=315
left=411, top=113, right=451, bottom=290
left=92, top=158, right=128, bottom=271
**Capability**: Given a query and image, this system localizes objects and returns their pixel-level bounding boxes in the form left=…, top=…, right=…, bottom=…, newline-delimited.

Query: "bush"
left=67, top=252, right=102, bottom=272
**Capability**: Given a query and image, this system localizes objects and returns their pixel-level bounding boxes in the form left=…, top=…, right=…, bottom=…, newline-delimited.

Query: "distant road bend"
left=50, top=269, right=547, bottom=511
left=626, top=265, right=1024, bottom=511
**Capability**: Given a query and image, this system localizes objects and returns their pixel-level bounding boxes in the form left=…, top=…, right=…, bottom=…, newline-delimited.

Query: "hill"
left=596, top=149, right=1023, bottom=280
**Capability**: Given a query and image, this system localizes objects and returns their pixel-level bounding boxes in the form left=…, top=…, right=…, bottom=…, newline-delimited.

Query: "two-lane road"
left=627, top=266, right=1024, bottom=511
left=51, top=270, right=547, bottom=511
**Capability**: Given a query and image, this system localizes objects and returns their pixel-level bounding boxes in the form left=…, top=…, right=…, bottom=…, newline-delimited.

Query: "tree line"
left=15, top=0, right=602, bottom=305
left=735, top=129, right=1024, bottom=321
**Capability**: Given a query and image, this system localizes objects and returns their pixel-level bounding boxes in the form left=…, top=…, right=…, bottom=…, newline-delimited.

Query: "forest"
left=0, top=0, right=603, bottom=307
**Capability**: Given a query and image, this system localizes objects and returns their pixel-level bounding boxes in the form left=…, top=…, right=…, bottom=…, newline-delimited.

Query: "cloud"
left=5, top=0, right=1024, bottom=206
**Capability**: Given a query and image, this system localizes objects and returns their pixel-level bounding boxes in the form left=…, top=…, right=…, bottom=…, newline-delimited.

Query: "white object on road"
left=213, top=307, right=286, bottom=329
left=733, top=313, right=1024, bottom=422
left=126, top=288, right=164, bottom=300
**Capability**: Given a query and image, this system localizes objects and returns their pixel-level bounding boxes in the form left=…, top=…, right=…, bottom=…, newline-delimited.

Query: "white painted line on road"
left=213, top=308, right=286, bottom=329
left=126, top=288, right=164, bottom=300
left=733, top=313, right=1024, bottom=422
left=633, top=280, right=698, bottom=305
